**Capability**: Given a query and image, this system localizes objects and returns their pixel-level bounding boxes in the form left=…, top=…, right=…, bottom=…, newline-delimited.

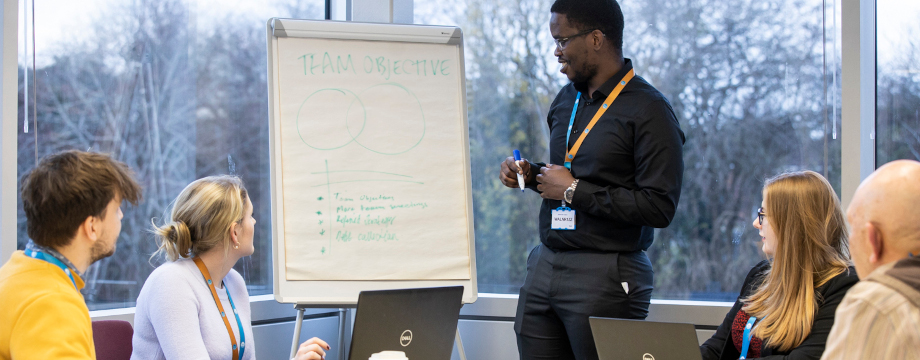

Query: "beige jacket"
left=821, top=257, right=920, bottom=360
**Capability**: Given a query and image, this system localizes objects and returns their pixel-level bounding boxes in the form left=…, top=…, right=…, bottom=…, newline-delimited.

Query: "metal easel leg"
left=338, top=308, right=347, bottom=360
left=290, top=307, right=305, bottom=359
left=455, top=327, right=467, bottom=360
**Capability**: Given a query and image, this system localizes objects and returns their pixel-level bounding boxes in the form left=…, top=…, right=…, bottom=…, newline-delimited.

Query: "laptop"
left=589, top=317, right=703, bottom=360
left=348, top=286, right=464, bottom=360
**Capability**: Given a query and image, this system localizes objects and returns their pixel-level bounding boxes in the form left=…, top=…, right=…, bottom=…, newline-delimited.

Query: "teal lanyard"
left=225, top=286, right=246, bottom=360
left=25, top=249, right=78, bottom=291
left=564, top=92, right=582, bottom=169
left=194, top=256, right=245, bottom=360
left=740, top=316, right=757, bottom=359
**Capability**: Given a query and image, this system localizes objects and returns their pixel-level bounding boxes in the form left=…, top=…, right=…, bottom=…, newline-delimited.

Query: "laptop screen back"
left=589, top=317, right=703, bottom=360
left=348, top=286, right=463, bottom=360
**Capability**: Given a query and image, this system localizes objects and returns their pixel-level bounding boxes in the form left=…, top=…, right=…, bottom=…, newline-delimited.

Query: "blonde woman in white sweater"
left=132, top=175, right=328, bottom=360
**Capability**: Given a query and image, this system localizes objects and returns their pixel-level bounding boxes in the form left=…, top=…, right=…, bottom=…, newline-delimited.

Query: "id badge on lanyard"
left=551, top=202, right=576, bottom=230
left=553, top=69, right=635, bottom=231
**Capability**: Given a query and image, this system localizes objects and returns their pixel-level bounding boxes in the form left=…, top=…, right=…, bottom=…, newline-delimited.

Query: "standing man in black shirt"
left=499, top=0, right=685, bottom=359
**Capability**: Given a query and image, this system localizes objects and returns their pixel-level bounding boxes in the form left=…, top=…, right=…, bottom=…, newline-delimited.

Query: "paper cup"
left=368, top=350, right=408, bottom=360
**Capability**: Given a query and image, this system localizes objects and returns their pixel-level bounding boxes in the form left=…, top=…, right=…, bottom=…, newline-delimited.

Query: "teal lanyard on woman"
left=739, top=316, right=757, bottom=360
left=225, top=286, right=246, bottom=360
left=194, top=257, right=246, bottom=360
left=25, top=249, right=78, bottom=291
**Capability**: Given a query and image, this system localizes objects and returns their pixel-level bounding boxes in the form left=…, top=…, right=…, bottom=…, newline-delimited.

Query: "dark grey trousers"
left=514, top=243, right=654, bottom=360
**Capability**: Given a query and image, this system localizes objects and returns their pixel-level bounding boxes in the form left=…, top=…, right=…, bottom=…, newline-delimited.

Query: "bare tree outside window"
left=416, top=0, right=844, bottom=300
left=17, top=0, right=323, bottom=310
left=19, top=0, right=907, bottom=306
left=876, top=2, right=920, bottom=165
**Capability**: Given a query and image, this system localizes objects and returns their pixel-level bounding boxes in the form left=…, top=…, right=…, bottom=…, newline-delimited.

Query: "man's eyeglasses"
left=554, top=30, right=598, bottom=49
left=757, top=207, right=766, bottom=225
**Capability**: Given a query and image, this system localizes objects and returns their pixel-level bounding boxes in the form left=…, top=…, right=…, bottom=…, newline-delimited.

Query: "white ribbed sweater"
left=131, top=258, right=255, bottom=360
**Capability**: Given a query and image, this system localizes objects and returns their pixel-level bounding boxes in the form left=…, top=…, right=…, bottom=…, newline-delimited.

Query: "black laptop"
left=589, top=317, right=703, bottom=360
left=348, top=286, right=464, bottom=360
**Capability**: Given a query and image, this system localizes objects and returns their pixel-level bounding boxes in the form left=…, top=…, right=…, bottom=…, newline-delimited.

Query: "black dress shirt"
left=535, top=59, right=685, bottom=252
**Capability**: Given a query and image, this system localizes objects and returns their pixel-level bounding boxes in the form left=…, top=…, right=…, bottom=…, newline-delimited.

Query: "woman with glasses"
left=131, top=175, right=329, bottom=360
left=699, top=171, right=858, bottom=360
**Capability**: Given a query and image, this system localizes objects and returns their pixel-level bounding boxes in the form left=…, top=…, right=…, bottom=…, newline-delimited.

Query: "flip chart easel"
left=266, top=17, right=476, bottom=360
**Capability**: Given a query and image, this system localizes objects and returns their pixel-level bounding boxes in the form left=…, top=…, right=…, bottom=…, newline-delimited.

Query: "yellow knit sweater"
left=0, top=251, right=95, bottom=360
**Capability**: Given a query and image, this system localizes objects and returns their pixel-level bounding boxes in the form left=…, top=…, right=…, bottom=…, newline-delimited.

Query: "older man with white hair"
left=821, top=159, right=920, bottom=360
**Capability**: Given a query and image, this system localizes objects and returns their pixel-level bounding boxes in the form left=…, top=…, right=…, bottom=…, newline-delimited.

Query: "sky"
left=17, top=0, right=920, bottom=69
left=876, top=0, right=920, bottom=68
left=19, top=0, right=324, bottom=67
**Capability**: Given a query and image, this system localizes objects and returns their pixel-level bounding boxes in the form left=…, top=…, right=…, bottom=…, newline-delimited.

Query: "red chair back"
left=92, top=320, right=134, bottom=360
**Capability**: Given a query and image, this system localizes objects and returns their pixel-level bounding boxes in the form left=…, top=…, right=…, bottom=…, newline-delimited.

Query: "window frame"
left=0, top=0, right=875, bottom=327
left=1, top=0, right=18, bottom=268
left=840, top=0, right=876, bottom=208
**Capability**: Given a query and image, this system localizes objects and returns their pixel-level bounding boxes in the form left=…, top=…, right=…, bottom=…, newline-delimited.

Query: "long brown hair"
left=742, top=171, right=850, bottom=351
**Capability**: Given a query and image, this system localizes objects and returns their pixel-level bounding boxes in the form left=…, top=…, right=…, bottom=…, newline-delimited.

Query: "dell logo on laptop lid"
left=642, top=353, right=654, bottom=360
left=400, top=330, right=413, bottom=347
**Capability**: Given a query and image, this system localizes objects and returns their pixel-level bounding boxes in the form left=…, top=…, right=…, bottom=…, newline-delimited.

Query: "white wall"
left=1, top=0, right=20, bottom=265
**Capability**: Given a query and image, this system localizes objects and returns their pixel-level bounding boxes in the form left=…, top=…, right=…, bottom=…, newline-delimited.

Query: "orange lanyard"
left=564, top=69, right=635, bottom=169
left=193, top=257, right=245, bottom=360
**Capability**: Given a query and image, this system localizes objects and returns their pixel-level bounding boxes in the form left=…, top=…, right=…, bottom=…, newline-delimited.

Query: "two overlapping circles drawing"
left=296, top=83, right=425, bottom=155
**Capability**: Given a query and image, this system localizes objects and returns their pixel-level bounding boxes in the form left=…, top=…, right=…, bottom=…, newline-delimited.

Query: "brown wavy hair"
left=21, top=150, right=142, bottom=248
left=742, top=171, right=850, bottom=351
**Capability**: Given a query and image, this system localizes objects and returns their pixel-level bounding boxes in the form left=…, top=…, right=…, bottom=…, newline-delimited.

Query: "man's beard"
left=89, top=237, right=116, bottom=264
left=570, top=61, right=598, bottom=87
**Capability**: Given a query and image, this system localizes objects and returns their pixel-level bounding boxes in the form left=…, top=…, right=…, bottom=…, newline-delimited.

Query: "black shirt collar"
left=573, top=58, right=634, bottom=101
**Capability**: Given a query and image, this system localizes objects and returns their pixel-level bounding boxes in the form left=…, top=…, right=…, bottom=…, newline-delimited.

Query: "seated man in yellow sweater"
left=0, top=150, right=141, bottom=360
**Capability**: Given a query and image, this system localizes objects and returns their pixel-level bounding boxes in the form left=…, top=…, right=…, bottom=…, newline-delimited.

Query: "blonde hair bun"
left=152, top=176, right=249, bottom=262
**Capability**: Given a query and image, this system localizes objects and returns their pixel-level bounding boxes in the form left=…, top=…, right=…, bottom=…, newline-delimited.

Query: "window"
left=17, top=0, right=323, bottom=310
left=876, top=0, right=920, bottom=166
left=416, top=0, right=843, bottom=300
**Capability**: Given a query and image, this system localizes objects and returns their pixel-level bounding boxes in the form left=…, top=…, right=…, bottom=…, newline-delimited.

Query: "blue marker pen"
left=513, top=150, right=526, bottom=192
